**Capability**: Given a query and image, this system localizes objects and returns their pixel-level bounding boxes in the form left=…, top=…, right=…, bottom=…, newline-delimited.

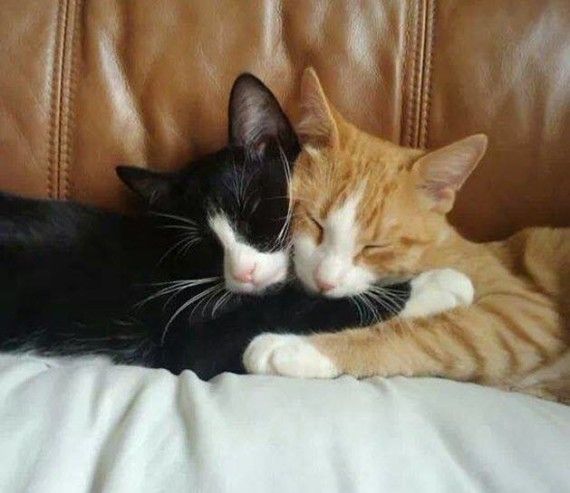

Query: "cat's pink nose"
left=316, top=276, right=336, bottom=293
left=233, top=265, right=256, bottom=284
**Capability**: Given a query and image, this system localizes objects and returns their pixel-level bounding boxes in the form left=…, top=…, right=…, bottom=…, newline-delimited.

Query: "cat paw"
left=401, top=268, right=474, bottom=318
left=243, top=333, right=339, bottom=378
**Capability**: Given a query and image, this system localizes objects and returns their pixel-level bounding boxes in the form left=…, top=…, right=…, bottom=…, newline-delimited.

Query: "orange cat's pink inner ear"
left=296, top=67, right=340, bottom=148
left=413, top=134, right=488, bottom=213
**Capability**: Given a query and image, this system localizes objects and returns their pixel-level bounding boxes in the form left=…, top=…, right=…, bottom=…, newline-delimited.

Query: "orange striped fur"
left=290, top=68, right=570, bottom=403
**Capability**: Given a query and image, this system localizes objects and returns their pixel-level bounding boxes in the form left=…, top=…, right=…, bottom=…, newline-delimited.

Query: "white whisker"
left=134, top=277, right=220, bottom=310
left=188, top=283, right=225, bottom=321
left=367, top=288, right=400, bottom=319
left=159, top=224, right=201, bottom=233
left=157, top=235, right=196, bottom=266
left=149, top=212, right=199, bottom=227
left=161, top=282, right=223, bottom=344
left=212, top=290, right=233, bottom=317
left=348, top=296, right=365, bottom=325
left=273, top=144, right=294, bottom=250
left=196, top=283, right=225, bottom=318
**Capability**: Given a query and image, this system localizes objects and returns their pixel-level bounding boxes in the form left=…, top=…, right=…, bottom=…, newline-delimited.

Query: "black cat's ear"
left=229, top=73, right=300, bottom=160
left=116, top=166, right=174, bottom=205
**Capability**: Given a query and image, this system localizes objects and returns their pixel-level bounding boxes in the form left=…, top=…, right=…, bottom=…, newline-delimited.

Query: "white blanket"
left=0, top=354, right=568, bottom=493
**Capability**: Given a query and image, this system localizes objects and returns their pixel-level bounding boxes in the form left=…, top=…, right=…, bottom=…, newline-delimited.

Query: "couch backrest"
left=1, top=0, right=569, bottom=240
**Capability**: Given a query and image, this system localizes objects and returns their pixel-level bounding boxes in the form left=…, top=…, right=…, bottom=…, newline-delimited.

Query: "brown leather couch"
left=1, top=0, right=569, bottom=241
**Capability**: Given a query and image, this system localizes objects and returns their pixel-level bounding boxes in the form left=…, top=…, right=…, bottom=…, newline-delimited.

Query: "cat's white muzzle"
left=293, top=234, right=377, bottom=298
left=224, top=248, right=289, bottom=294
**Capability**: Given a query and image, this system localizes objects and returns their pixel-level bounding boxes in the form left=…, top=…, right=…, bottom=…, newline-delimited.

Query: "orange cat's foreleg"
left=309, top=308, right=498, bottom=381
left=244, top=295, right=565, bottom=387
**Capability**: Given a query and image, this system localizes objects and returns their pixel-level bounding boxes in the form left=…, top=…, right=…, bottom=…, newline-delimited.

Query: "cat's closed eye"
left=306, top=212, right=324, bottom=243
left=307, top=213, right=323, bottom=230
left=362, top=243, right=392, bottom=254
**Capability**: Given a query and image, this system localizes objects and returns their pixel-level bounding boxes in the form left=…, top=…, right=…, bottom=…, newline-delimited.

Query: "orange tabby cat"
left=244, top=68, right=570, bottom=403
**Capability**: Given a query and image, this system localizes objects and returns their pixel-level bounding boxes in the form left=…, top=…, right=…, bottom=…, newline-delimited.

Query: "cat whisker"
left=273, top=145, right=294, bottom=250
left=138, top=284, right=193, bottom=310
left=366, top=288, right=402, bottom=319
left=348, top=295, right=365, bottom=325
left=134, top=277, right=221, bottom=310
left=354, top=294, right=370, bottom=324
left=188, top=282, right=226, bottom=321
left=364, top=286, right=412, bottom=335
left=367, top=290, right=403, bottom=325
left=173, top=231, right=201, bottom=243
left=199, top=283, right=226, bottom=317
left=373, top=285, right=411, bottom=315
left=159, top=224, right=201, bottom=234
left=162, top=274, right=213, bottom=311
left=368, top=286, right=419, bottom=335
left=143, top=277, right=219, bottom=287
left=149, top=212, right=199, bottom=227
left=157, top=237, right=192, bottom=266
left=212, top=289, right=233, bottom=317
left=367, top=294, right=385, bottom=324
left=181, top=237, right=201, bottom=256
left=161, top=282, right=223, bottom=344
left=359, top=294, right=377, bottom=324
left=366, top=287, right=396, bottom=310
left=156, top=232, right=202, bottom=267
left=359, top=292, right=382, bottom=324
left=240, top=160, right=259, bottom=208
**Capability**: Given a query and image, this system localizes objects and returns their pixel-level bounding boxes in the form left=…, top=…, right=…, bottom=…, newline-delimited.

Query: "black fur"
left=0, top=74, right=410, bottom=379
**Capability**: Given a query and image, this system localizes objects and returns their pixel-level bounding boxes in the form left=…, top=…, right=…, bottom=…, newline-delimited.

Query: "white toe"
left=242, top=333, right=287, bottom=374
left=243, top=334, right=338, bottom=378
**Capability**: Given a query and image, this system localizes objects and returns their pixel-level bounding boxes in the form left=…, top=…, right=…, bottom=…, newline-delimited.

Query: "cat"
left=244, top=68, right=570, bottom=404
left=0, top=73, right=471, bottom=379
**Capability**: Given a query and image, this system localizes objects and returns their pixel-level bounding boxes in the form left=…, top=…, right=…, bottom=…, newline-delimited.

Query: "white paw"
left=401, top=268, right=474, bottom=318
left=243, top=333, right=339, bottom=378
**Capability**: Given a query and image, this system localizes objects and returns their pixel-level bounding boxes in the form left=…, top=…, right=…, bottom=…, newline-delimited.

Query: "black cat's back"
left=0, top=192, right=161, bottom=340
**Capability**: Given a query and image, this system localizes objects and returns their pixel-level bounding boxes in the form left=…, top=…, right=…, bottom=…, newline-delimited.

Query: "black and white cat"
left=0, top=74, right=470, bottom=379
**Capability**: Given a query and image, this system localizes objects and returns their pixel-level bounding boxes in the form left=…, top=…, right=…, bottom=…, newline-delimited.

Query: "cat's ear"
left=229, top=73, right=299, bottom=160
left=116, top=166, right=175, bottom=205
left=296, top=67, right=339, bottom=148
left=413, top=134, right=488, bottom=213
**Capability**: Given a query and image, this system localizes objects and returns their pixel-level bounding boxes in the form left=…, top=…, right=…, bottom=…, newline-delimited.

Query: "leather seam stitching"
left=47, top=0, right=80, bottom=199
left=419, top=0, right=436, bottom=149
left=413, top=0, right=427, bottom=148
left=402, top=0, right=419, bottom=147
left=47, top=0, right=68, bottom=198
left=400, top=0, right=413, bottom=146
left=60, top=0, right=82, bottom=200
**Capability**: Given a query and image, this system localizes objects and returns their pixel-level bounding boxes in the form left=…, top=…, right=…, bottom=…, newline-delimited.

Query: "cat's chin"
left=302, top=282, right=373, bottom=299
left=226, top=279, right=287, bottom=296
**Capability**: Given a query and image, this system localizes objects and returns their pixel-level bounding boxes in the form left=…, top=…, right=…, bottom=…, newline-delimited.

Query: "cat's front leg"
left=400, top=268, right=474, bottom=318
left=243, top=316, right=457, bottom=379
left=243, top=268, right=474, bottom=378
left=243, top=333, right=340, bottom=378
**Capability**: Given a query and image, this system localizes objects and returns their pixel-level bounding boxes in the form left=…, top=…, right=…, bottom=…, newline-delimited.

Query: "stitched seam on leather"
left=60, top=0, right=82, bottom=200
left=402, top=0, right=419, bottom=147
left=47, top=0, right=68, bottom=198
left=412, top=0, right=428, bottom=148
left=400, top=0, right=413, bottom=146
left=419, top=0, right=436, bottom=149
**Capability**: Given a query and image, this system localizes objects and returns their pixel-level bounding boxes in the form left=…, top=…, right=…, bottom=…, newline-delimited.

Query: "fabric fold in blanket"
left=0, top=354, right=568, bottom=493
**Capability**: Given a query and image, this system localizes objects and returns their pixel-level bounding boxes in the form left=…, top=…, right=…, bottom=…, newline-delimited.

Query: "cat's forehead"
left=334, top=183, right=401, bottom=236
left=296, top=158, right=397, bottom=209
